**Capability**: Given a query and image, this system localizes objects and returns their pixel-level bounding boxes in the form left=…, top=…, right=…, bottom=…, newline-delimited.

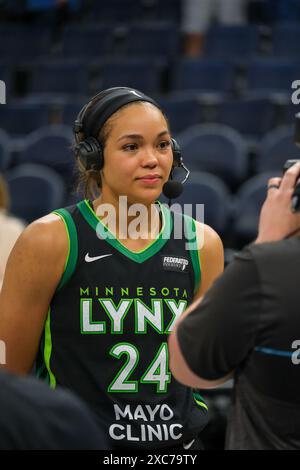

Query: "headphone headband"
left=74, top=87, right=161, bottom=140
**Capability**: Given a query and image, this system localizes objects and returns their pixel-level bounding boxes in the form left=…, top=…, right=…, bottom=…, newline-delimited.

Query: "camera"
left=283, top=159, right=300, bottom=173
left=283, top=160, right=300, bottom=212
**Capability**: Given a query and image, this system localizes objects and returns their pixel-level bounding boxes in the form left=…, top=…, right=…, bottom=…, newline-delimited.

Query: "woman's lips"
left=137, top=175, right=162, bottom=184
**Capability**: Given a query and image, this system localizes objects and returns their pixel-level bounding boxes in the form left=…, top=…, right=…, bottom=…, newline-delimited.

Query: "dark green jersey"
left=36, top=200, right=208, bottom=449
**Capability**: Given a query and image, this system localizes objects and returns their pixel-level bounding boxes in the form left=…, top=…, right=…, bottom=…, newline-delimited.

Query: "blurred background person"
left=182, top=0, right=248, bottom=57
left=0, top=174, right=25, bottom=291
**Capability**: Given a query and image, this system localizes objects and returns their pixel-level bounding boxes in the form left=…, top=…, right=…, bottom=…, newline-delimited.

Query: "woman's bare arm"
left=0, top=214, right=68, bottom=374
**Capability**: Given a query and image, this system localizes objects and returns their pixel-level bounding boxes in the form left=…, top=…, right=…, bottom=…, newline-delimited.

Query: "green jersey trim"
left=193, top=391, right=208, bottom=412
left=44, top=308, right=56, bottom=389
left=183, top=215, right=201, bottom=294
left=77, top=199, right=173, bottom=264
left=53, top=208, right=78, bottom=291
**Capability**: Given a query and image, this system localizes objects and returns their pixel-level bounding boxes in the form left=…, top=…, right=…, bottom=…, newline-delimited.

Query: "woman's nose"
left=141, top=147, right=159, bottom=167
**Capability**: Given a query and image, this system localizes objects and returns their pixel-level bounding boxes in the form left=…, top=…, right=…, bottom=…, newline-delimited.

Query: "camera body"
left=283, top=159, right=300, bottom=173
left=283, top=160, right=300, bottom=212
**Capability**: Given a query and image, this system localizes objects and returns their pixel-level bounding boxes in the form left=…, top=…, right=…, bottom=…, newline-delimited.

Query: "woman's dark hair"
left=0, top=174, right=9, bottom=211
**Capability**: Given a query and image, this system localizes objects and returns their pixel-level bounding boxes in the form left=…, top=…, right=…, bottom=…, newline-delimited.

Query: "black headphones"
left=73, top=87, right=183, bottom=172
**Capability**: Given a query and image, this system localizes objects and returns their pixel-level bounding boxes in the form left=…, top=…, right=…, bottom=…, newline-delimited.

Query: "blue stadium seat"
left=214, top=98, right=277, bottom=139
left=143, top=0, right=182, bottom=23
left=171, top=59, right=235, bottom=98
left=6, top=163, right=66, bottom=223
left=86, top=0, right=137, bottom=22
left=177, top=123, right=249, bottom=187
left=127, top=22, right=179, bottom=58
left=0, top=103, right=49, bottom=136
left=0, top=129, right=11, bottom=172
left=204, top=25, right=260, bottom=61
left=282, top=101, right=300, bottom=125
left=0, top=27, right=51, bottom=62
left=17, top=125, right=75, bottom=188
left=27, top=0, right=80, bottom=11
left=61, top=100, right=88, bottom=127
left=232, top=172, right=276, bottom=245
left=158, top=95, right=203, bottom=135
left=62, top=25, right=113, bottom=58
left=29, top=62, right=89, bottom=96
left=246, top=59, right=300, bottom=99
left=160, top=171, right=231, bottom=235
left=273, top=24, right=300, bottom=58
left=99, top=58, right=164, bottom=94
left=255, top=125, right=300, bottom=173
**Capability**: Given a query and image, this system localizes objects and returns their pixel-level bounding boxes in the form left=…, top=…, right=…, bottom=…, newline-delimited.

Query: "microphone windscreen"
left=162, top=181, right=183, bottom=199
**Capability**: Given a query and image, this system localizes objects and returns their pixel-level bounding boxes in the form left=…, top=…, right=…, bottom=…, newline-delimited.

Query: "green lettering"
left=80, top=288, right=89, bottom=296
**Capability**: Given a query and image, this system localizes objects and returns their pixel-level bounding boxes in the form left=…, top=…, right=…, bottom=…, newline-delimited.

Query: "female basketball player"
left=0, top=87, right=224, bottom=450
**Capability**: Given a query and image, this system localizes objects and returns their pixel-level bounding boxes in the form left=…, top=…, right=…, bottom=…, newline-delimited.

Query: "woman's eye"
left=123, top=143, right=138, bottom=151
left=158, top=140, right=171, bottom=149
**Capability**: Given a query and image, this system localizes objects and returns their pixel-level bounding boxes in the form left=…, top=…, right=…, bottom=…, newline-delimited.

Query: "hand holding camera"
left=255, top=160, right=300, bottom=244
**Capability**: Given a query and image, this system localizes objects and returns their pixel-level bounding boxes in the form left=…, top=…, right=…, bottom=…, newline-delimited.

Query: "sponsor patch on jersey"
left=161, top=255, right=189, bottom=273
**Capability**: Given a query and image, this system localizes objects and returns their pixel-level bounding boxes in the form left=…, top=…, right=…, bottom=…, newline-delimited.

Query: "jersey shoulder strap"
left=182, top=212, right=202, bottom=295
left=53, top=205, right=78, bottom=292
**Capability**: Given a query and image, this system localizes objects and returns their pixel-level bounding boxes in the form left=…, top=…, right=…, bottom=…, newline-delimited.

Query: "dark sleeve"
left=177, top=246, right=261, bottom=380
left=0, top=372, right=108, bottom=450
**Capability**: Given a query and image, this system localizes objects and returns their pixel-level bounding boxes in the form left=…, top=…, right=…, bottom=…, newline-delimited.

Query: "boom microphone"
left=162, top=181, right=184, bottom=199
left=162, top=161, right=190, bottom=200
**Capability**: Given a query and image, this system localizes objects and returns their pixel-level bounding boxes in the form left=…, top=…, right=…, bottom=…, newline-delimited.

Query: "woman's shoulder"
left=17, top=212, right=68, bottom=263
left=193, top=220, right=223, bottom=253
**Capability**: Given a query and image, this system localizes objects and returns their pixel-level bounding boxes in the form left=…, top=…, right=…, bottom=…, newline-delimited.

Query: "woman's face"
left=100, top=102, right=173, bottom=205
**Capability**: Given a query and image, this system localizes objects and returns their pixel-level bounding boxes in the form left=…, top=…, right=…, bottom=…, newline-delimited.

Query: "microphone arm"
left=180, top=162, right=190, bottom=184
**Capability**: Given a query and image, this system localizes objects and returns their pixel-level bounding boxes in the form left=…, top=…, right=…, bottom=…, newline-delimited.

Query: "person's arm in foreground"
left=168, top=163, right=300, bottom=389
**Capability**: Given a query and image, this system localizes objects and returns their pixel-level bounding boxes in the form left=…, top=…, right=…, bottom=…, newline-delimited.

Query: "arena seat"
left=0, top=103, right=49, bottom=137
left=6, top=163, right=66, bottom=223
left=99, top=58, right=164, bottom=94
left=0, top=27, right=51, bottom=62
left=86, top=0, right=137, bottom=22
left=272, top=23, right=300, bottom=58
left=171, top=59, right=235, bottom=99
left=126, top=22, right=179, bottom=59
left=232, top=172, right=276, bottom=246
left=29, top=61, right=89, bottom=96
left=255, top=125, right=300, bottom=173
left=177, top=123, right=249, bottom=187
left=157, top=94, right=203, bottom=135
left=204, top=25, right=260, bottom=61
left=160, top=171, right=231, bottom=236
left=213, top=98, right=277, bottom=140
left=16, top=125, right=75, bottom=188
left=62, top=25, right=114, bottom=58
left=0, top=129, right=11, bottom=172
left=246, top=59, right=300, bottom=100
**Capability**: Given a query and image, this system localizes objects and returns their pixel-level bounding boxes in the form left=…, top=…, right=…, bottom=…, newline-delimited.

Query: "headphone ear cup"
left=75, top=137, right=103, bottom=171
left=171, top=138, right=182, bottom=168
